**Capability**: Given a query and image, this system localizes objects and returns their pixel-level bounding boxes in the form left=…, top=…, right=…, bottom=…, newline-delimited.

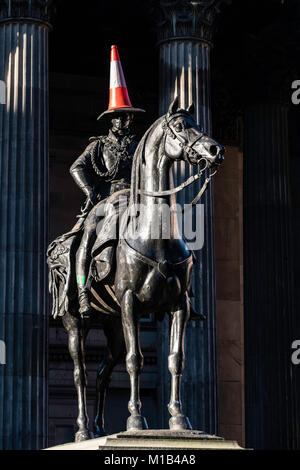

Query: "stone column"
left=0, top=0, right=52, bottom=450
left=152, top=0, right=227, bottom=433
left=244, top=103, right=298, bottom=449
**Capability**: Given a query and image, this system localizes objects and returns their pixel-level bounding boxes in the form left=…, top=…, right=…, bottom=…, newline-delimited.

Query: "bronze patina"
left=47, top=97, right=224, bottom=442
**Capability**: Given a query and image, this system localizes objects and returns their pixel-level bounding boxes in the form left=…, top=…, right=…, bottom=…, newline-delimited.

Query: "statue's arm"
left=69, top=142, right=99, bottom=205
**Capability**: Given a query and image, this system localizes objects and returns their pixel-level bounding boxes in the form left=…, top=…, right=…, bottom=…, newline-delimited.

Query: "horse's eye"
left=175, top=123, right=183, bottom=132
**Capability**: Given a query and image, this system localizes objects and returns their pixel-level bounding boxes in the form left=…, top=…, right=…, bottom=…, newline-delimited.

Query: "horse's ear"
left=168, top=96, right=179, bottom=116
left=187, top=103, right=195, bottom=115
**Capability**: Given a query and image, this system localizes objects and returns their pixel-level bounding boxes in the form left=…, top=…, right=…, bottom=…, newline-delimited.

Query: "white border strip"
left=0, top=340, right=6, bottom=365
left=0, top=80, right=6, bottom=104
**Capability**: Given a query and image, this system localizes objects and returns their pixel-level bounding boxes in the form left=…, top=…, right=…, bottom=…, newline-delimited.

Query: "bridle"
left=140, top=112, right=218, bottom=212
left=162, top=113, right=205, bottom=165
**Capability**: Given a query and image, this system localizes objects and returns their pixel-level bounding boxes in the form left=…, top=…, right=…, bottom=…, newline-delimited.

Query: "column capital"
left=150, top=0, right=230, bottom=46
left=0, top=0, right=54, bottom=26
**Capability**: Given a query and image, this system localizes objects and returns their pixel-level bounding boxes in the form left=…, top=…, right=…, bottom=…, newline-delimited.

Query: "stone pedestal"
left=45, top=429, right=244, bottom=451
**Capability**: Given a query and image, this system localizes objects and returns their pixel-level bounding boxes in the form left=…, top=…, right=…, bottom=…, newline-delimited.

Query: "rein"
left=140, top=165, right=217, bottom=213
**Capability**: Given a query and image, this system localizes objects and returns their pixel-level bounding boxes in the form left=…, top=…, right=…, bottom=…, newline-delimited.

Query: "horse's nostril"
left=210, top=145, right=218, bottom=156
left=215, top=153, right=224, bottom=164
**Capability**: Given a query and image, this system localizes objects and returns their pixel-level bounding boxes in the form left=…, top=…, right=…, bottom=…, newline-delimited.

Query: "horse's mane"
left=130, top=115, right=165, bottom=209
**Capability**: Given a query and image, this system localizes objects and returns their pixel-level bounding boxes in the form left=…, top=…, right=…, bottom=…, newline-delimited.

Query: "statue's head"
left=110, top=112, right=134, bottom=135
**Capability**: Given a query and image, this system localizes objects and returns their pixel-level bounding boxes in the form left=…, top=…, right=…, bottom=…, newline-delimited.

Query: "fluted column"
left=244, top=103, right=298, bottom=449
left=152, top=0, right=228, bottom=433
left=0, top=0, right=52, bottom=450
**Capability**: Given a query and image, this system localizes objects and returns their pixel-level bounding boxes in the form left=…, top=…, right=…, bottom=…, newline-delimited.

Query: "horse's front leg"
left=121, top=290, right=148, bottom=431
left=168, top=293, right=192, bottom=431
left=62, top=312, right=92, bottom=442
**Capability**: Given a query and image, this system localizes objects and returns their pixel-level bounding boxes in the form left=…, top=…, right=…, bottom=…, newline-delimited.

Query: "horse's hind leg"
left=94, top=318, right=124, bottom=437
left=62, top=312, right=92, bottom=442
left=121, top=290, right=148, bottom=431
left=168, top=293, right=192, bottom=430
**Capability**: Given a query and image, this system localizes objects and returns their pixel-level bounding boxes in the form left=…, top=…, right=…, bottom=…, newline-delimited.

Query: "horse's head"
left=163, top=96, right=225, bottom=168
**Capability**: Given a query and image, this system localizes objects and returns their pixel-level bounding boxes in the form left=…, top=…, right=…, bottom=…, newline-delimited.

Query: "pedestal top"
left=114, top=429, right=224, bottom=441
left=45, top=429, right=244, bottom=451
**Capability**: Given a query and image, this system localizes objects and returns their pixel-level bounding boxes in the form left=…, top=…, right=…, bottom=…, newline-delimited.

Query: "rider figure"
left=70, top=112, right=142, bottom=316
left=69, top=45, right=145, bottom=317
left=47, top=45, right=146, bottom=319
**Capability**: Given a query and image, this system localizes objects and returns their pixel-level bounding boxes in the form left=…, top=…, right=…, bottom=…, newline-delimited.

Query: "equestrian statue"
left=47, top=45, right=225, bottom=442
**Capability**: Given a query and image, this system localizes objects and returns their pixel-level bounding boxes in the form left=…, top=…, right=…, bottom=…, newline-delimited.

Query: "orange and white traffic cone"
left=97, top=45, right=145, bottom=120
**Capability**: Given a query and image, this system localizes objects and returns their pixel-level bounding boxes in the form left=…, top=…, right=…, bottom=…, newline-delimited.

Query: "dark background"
left=48, top=0, right=300, bottom=449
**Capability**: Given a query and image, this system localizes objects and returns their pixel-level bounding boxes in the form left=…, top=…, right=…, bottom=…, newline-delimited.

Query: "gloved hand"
left=83, top=186, right=100, bottom=206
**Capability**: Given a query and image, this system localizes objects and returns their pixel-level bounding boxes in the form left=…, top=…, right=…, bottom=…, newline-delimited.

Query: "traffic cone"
left=97, top=45, right=145, bottom=120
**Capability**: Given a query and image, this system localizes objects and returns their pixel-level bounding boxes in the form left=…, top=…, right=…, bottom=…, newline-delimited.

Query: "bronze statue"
left=47, top=96, right=224, bottom=442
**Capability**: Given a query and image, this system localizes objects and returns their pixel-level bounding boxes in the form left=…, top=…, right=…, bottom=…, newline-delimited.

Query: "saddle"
left=47, top=190, right=129, bottom=318
left=89, top=189, right=129, bottom=284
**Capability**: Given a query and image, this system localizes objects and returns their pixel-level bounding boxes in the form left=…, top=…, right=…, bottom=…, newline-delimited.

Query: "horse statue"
left=47, top=97, right=224, bottom=442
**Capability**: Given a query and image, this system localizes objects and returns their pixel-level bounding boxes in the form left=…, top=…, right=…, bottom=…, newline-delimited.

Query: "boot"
left=78, top=286, right=92, bottom=318
left=93, top=245, right=114, bottom=282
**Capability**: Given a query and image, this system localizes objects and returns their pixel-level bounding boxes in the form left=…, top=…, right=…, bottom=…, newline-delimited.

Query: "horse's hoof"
left=75, top=430, right=93, bottom=442
left=94, top=431, right=107, bottom=438
left=127, top=415, right=148, bottom=431
left=93, top=426, right=107, bottom=438
left=169, top=415, right=192, bottom=431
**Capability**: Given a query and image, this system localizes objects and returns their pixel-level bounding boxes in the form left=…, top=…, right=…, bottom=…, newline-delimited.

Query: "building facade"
left=0, top=0, right=299, bottom=450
